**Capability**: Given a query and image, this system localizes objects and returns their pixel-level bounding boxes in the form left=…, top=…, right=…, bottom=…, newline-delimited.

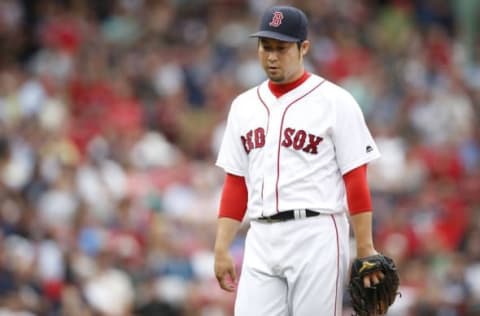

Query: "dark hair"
left=257, top=39, right=304, bottom=51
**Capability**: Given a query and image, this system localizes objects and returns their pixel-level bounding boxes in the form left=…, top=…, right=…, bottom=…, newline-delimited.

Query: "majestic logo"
left=269, top=11, right=284, bottom=27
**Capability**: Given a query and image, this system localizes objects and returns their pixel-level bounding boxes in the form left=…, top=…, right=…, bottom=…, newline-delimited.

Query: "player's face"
left=258, top=38, right=309, bottom=84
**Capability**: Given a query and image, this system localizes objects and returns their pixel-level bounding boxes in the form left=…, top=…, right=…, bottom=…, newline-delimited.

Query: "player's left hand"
left=362, top=269, right=385, bottom=288
left=348, top=252, right=400, bottom=316
left=355, top=249, right=384, bottom=288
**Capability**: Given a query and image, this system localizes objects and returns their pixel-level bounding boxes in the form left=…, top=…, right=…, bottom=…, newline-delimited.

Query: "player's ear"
left=300, top=40, right=310, bottom=56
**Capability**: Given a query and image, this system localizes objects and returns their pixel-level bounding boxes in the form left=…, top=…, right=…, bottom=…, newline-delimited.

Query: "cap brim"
left=249, top=31, right=300, bottom=42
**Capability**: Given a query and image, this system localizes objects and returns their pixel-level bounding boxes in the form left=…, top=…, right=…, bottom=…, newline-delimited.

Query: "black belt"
left=257, top=209, right=320, bottom=223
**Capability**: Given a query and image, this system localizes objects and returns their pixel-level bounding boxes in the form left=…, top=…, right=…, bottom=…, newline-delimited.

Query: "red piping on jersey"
left=275, top=79, right=326, bottom=212
left=257, top=87, right=270, bottom=128
left=257, top=87, right=270, bottom=217
left=331, top=214, right=340, bottom=316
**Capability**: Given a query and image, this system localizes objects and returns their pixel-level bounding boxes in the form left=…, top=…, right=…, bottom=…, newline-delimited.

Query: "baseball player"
left=214, top=5, right=383, bottom=315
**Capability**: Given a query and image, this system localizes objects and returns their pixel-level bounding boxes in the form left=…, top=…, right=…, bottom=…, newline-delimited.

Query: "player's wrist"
left=355, top=245, right=377, bottom=258
left=214, top=244, right=231, bottom=255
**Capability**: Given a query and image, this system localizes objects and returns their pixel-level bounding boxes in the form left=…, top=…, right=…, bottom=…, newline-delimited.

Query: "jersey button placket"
left=264, top=102, right=283, bottom=214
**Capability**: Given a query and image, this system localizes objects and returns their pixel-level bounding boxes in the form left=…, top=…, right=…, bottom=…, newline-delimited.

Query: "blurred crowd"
left=0, top=0, right=479, bottom=315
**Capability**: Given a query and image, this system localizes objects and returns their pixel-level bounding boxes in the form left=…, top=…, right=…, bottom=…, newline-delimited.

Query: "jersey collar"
left=268, top=71, right=311, bottom=98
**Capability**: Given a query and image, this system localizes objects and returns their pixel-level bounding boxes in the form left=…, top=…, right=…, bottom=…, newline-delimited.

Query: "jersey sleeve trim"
left=215, top=162, right=246, bottom=177
left=339, top=152, right=380, bottom=175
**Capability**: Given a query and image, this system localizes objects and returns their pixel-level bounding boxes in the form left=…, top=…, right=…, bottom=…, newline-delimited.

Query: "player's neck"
left=268, top=71, right=311, bottom=98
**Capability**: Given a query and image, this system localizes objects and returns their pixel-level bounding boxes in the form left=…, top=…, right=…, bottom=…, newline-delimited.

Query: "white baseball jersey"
left=216, top=74, right=380, bottom=219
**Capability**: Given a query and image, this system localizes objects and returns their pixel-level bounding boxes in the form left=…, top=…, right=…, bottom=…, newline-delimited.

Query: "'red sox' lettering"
left=282, top=127, right=323, bottom=154
left=241, top=127, right=322, bottom=154
left=241, top=127, right=265, bottom=153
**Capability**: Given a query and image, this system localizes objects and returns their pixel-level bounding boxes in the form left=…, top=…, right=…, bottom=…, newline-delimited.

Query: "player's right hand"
left=214, top=251, right=237, bottom=292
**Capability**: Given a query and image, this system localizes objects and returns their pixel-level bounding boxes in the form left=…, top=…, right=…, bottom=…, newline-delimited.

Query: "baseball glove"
left=348, top=254, right=400, bottom=316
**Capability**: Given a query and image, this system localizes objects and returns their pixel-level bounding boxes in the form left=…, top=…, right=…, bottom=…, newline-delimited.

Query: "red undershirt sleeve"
left=343, top=164, right=373, bottom=215
left=218, top=173, right=248, bottom=221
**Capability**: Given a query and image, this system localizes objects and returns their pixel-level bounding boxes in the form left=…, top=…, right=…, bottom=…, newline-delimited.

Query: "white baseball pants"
left=235, top=212, right=350, bottom=316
